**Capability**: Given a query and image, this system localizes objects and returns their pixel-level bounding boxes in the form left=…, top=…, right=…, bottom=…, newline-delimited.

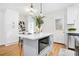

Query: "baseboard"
left=0, top=45, right=5, bottom=47
left=5, top=41, right=19, bottom=46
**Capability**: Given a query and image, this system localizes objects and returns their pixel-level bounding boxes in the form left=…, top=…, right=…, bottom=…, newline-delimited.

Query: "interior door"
left=54, top=17, right=65, bottom=44
left=5, top=9, right=19, bottom=44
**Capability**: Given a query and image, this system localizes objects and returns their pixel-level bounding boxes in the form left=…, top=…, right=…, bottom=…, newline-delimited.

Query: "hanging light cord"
left=40, top=3, right=42, bottom=13
left=31, top=3, right=33, bottom=8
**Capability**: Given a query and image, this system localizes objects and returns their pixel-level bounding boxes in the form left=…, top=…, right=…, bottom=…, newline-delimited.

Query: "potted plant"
left=35, top=15, right=44, bottom=33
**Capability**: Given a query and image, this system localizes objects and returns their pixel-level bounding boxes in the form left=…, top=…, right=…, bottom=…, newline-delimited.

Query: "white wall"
left=42, top=9, right=67, bottom=44
left=0, top=11, right=5, bottom=45
left=0, top=11, right=3, bottom=44
left=4, top=9, right=19, bottom=44
left=0, top=9, right=19, bottom=45
left=42, top=14, right=55, bottom=33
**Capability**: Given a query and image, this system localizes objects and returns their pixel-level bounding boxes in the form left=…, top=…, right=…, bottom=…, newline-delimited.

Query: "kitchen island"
left=19, top=32, right=53, bottom=56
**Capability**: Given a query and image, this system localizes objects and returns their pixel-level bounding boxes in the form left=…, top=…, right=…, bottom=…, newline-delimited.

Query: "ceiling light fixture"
left=25, top=3, right=38, bottom=16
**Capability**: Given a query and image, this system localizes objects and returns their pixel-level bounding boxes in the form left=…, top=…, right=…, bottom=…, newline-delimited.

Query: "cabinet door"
left=67, top=6, right=77, bottom=24
left=4, top=9, right=19, bottom=44
left=69, top=36, right=75, bottom=49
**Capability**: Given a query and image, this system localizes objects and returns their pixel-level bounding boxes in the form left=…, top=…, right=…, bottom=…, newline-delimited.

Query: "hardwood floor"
left=48, top=42, right=65, bottom=56
left=0, top=42, right=65, bottom=56
left=0, top=42, right=21, bottom=56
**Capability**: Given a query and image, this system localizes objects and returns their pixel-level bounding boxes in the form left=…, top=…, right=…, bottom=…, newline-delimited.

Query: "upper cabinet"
left=67, top=6, right=78, bottom=24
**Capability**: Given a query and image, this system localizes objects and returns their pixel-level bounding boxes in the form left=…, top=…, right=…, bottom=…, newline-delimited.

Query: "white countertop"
left=18, top=32, right=53, bottom=40
left=67, top=31, right=79, bottom=34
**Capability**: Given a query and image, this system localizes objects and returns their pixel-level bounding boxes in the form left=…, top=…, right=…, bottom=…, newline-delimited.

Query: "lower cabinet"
left=69, top=36, right=75, bottom=49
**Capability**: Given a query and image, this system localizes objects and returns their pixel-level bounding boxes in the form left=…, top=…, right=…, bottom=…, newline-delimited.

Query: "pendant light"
left=40, top=3, right=42, bottom=13
left=40, top=3, right=44, bottom=17
left=25, top=3, right=38, bottom=16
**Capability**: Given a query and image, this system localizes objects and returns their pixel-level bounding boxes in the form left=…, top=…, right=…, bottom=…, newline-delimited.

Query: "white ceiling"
left=0, top=3, right=75, bottom=15
left=42, top=3, right=74, bottom=13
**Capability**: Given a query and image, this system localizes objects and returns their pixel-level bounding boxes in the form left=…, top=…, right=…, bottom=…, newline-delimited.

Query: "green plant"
left=35, top=15, right=44, bottom=29
left=68, top=28, right=76, bottom=31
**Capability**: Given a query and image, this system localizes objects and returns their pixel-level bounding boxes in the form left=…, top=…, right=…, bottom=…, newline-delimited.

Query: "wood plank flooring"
left=48, top=42, right=65, bottom=56
left=0, top=43, right=21, bottom=56
left=0, top=42, right=65, bottom=56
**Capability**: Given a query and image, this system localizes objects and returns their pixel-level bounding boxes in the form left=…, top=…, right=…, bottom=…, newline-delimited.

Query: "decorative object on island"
left=18, top=20, right=26, bottom=34
left=26, top=3, right=44, bottom=34
left=35, top=15, right=44, bottom=33
left=34, top=3, right=44, bottom=33
left=26, top=3, right=38, bottom=34
left=68, top=28, right=76, bottom=32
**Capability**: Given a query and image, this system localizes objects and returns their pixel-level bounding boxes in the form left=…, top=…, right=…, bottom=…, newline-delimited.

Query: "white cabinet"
left=69, top=36, right=75, bottom=49
left=67, top=6, right=79, bottom=49
left=67, top=6, right=78, bottom=24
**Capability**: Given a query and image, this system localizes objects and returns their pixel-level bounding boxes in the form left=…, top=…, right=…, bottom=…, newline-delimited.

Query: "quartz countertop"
left=18, top=32, right=53, bottom=40
left=67, top=31, right=79, bottom=36
left=67, top=31, right=79, bottom=34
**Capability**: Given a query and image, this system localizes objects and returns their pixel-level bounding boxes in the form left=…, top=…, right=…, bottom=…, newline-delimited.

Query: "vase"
left=35, top=26, right=42, bottom=33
